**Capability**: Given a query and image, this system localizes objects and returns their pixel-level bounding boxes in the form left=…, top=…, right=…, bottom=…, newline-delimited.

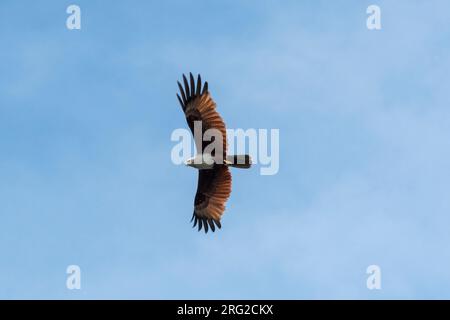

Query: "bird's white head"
left=184, top=155, right=215, bottom=169
left=185, top=157, right=195, bottom=167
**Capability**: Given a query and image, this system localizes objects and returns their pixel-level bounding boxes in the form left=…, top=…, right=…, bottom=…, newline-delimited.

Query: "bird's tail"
left=225, top=155, right=252, bottom=169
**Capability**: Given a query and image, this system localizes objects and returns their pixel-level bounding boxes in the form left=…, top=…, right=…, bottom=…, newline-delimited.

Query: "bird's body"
left=176, top=73, right=251, bottom=233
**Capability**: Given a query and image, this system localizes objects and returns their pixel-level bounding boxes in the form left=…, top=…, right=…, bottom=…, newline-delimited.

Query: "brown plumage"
left=176, top=73, right=251, bottom=233
left=177, top=73, right=227, bottom=158
left=193, top=165, right=231, bottom=232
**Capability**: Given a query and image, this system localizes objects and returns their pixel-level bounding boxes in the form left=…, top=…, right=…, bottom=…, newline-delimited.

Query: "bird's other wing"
left=192, top=165, right=232, bottom=233
left=176, top=73, right=227, bottom=157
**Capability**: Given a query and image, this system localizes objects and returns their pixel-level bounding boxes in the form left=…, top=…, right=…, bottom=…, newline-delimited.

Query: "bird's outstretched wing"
left=176, top=73, right=227, bottom=157
left=192, top=165, right=232, bottom=233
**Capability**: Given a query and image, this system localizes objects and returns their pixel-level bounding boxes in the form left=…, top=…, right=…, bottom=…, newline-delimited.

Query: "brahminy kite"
left=176, top=73, right=251, bottom=233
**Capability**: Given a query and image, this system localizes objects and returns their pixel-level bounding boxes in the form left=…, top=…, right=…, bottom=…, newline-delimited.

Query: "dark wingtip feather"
left=208, top=219, right=215, bottom=232
left=182, top=74, right=190, bottom=100
left=202, top=81, right=208, bottom=94
left=193, top=217, right=198, bottom=228
left=177, top=81, right=187, bottom=104
left=204, top=219, right=209, bottom=233
left=189, top=73, right=195, bottom=98
left=176, top=94, right=184, bottom=110
left=196, top=74, right=202, bottom=96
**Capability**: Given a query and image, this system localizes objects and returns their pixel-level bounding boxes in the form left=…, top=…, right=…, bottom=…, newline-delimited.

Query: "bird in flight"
left=177, top=73, right=252, bottom=233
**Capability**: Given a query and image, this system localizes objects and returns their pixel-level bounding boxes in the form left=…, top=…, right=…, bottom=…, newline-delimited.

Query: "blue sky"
left=1, top=0, right=450, bottom=299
